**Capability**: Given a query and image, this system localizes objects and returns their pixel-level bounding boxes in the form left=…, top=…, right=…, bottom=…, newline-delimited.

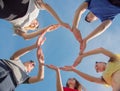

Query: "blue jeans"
left=0, top=61, right=16, bottom=91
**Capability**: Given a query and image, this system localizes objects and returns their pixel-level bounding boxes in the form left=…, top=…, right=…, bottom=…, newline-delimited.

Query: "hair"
left=108, top=0, right=120, bottom=7
left=96, top=61, right=107, bottom=65
left=85, top=12, right=92, bottom=23
left=66, top=78, right=82, bottom=90
left=23, top=60, right=35, bottom=66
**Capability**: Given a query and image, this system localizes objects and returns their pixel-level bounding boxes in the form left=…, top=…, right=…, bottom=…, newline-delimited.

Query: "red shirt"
left=63, top=87, right=78, bottom=91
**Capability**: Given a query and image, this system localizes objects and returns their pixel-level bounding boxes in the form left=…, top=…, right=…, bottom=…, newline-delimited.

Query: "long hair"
left=66, top=78, right=82, bottom=90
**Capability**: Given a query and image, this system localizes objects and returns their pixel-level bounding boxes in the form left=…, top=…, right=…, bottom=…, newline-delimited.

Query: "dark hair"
left=66, top=78, right=81, bottom=90
left=109, top=0, right=120, bottom=7
left=108, top=57, right=115, bottom=62
left=85, top=12, right=91, bottom=23
left=96, top=61, right=107, bottom=64
left=29, top=60, right=35, bottom=66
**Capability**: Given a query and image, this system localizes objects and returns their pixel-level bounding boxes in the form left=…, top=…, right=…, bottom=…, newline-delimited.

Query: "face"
left=67, top=78, right=76, bottom=88
left=24, top=61, right=35, bottom=73
left=85, top=12, right=98, bottom=22
left=95, top=62, right=106, bottom=73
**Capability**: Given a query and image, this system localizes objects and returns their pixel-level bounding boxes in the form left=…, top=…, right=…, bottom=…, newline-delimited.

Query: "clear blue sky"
left=0, top=0, right=120, bottom=91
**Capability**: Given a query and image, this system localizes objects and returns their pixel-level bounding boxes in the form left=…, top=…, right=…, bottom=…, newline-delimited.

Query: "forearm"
left=56, top=69, right=64, bottom=91
left=84, top=20, right=112, bottom=42
left=72, top=2, right=88, bottom=29
left=10, top=44, right=36, bottom=60
left=73, top=55, right=83, bottom=67
left=21, top=28, right=46, bottom=40
left=82, top=47, right=116, bottom=58
left=37, top=64, right=44, bottom=81
left=42, top=3, right=63, bottom=24
left=28, top=64, right=44, bottom=83
left=72, top=68, right=104, bottom=84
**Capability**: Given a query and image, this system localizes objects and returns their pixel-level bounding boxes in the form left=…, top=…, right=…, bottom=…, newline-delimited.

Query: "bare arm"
left=71, top=2, right=88, bottom=43
left=36, top=0, right=71, bottom=30
left=15, top=24, right=60, bottom=40
left=73, top=47, right=116, bottom=67
left=46, top=65, right=64, bottom=91
left=84, top=20, right=112, bottom=42
left=73, top=68, right=106, bottom=84
left=72, top=2, right=88, bottom=30
left=28, top=47, right=44, bottom=83
left=10, top=44, right=37, bottom=60
left=60, top=66, right=106, bottom=85
left=80, top=20, right=112, bottom=53
left=27, top=32, right=46, bottom=83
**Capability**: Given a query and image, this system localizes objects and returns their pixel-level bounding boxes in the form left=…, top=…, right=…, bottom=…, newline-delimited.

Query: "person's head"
left=85, top=12, right=98, bottom=23
left=66, top=78, right=81, bottom=90
left=95, top=62, right=107, bottom=73
left=24, top=19, right=39, bottom=31
left=23, top=60, right=35, bottom=73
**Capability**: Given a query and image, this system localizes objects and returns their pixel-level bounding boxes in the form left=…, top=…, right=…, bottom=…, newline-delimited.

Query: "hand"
left=60, top=66, right=75, bottom=71
left=80, top=39, right=87, bottom=54
left=46, top=24, right=60, bottom=32
left=37, top=47, right=44, bottom=64
left=46, top=64, right=59, bottom=71
left=72, top=28, right=82, bottom=43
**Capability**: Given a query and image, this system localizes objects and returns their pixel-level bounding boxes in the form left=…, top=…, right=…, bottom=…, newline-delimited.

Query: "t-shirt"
left=10, top=0, right=43, bottom=32
left=1, top=59, right=30, bottom=85
left=63, top=87, right=78, bottom=91
left=85, top=0, right=120, bottom=21
left=102, top=54, right=120, bottom=85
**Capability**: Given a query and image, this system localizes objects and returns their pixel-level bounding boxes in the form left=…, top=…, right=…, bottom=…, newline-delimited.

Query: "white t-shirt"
left=10, top=0, right=42, bottom=32
left=3, top=59, right=29, bottom=85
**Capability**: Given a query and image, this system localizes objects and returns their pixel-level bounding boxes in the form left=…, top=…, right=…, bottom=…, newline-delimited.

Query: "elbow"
left=37, top=76, right=44, bottom=82
left=38, top=75, right=44, bottom=81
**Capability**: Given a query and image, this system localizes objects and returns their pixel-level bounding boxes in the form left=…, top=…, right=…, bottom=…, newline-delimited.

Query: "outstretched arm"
left=28, top=47, right=45, bottom=83
left=36, top=0, right=71, bottom=30
left=72, top=2, right=88, bottom=30
left=46, top=65, right=64, bottom=91
left=10, top=44, right=37, bottom=60
left=60, top=66, right=106, bottom=85
left=15, top=24, right=60, bottom=40
left=28, top=35, right=46, bottom=83
left=80, top=20, right=112, bottom=53
left=72, top=2, right=88, bottom=43
left=73, top=47, right=116, bottom=67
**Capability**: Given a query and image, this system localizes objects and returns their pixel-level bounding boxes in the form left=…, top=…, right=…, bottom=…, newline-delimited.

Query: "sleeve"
left=23, top=77, right=30, bottom=84
left=34, top=0, right=45, bottom=10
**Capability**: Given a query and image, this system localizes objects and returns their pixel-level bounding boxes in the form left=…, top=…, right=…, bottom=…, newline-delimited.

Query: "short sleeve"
left=23, top=77, right=30, bottom=84
left=34, top=0, right=45, bottom=10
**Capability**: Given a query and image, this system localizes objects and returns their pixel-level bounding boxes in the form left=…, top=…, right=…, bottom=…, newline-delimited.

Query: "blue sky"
left=0, top=0, right=120, bottom=91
